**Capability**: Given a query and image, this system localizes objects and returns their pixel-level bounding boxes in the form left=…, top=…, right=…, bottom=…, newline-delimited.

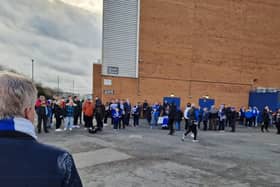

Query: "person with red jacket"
left=82, top=96, right=94, bottom=129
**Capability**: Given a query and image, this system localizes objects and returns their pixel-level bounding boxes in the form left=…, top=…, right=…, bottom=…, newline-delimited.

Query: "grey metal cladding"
left=102, top=0, right=139, bottom=78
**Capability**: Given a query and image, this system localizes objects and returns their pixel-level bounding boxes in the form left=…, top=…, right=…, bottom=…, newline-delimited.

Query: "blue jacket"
left=112, top=109, right=121, bottom=123
left=245, top=111, right=253, bottom=119
left=0, top=118, right=82, bottom=187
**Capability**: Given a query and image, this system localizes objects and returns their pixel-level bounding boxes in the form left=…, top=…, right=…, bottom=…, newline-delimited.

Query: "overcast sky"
left=0, top=0, right=102, bottom=94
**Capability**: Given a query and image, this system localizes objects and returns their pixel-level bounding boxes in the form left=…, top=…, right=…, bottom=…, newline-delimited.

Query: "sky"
left=0, top=0, right=102, bottom=95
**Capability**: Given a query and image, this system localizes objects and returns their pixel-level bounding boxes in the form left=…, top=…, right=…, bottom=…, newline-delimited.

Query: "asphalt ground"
left=39, top=120, right=280, bottom=187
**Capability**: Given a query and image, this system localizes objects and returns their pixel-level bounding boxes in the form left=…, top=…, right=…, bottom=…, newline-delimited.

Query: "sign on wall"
left=104, top=79, right=112, bottom=86
left=104, top=90, right=114, bottom=95
left=107, top=66, right=119, bottom=75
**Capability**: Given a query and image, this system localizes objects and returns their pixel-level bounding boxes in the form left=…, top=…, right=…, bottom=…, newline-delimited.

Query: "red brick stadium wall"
left=96, top=0, right=280, bottom=108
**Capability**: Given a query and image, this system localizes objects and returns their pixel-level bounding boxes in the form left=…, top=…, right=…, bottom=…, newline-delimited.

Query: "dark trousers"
left=230, top=120, right=236, bottom=132
left=225, top=118, right=230, bottom=127
left=219, top=119, right=225, bottom=131
left=198, top=119, right=202, bottom=129
left=168, top=118, right=175, bottom=135
left=209, top=118, right=217, bottom=130
left=84, top=115, right=93, bottom=128
left=104, top=112, right=109, bottom=124
left=261, top=121, right=269, bottom=132
left=184, top=123, right=197, bottom=140
left=143, top=109, right=147, bottom=118
left=245, top=118, right=252, bottom=127
left=74, top=114, right=79, bottom=125
left=203, top=120, right=208, bottom=131
left=124, top=113, right=130, bottom=126
left=95, top=114, right=103, bottom=130
left=184, top=119, right=189, bottom=130
left=113, top=119, right=119, bottom=129
left=119, top=116, right=125, bottom=129
left=78, top=112, right=82, bottom=124
left=133, top=116, right=139, bottom=126
left=55, top=116, right=62, bottom=129
left=38, top=115, right=48, bottom=133
left=252, top=116, right=256, bottom=126
left=276, top=123, right=280, bottom=134
left=111, top=115, right=114, bottom=125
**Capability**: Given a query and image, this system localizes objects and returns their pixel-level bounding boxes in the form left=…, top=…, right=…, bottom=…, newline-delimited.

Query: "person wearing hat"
left=0, top=72, right=82, bottom=187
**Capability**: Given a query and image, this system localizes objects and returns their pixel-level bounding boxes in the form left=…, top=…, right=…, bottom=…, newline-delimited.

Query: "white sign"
left=104, top=79, right=112, bottom=86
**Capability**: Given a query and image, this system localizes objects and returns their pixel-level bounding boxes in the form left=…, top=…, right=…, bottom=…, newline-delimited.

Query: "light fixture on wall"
left=202, top=95, right=209, bottom=99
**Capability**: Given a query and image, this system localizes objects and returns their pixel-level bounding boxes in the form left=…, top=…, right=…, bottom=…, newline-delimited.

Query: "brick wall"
left=95, top=0, right=280, bottom=109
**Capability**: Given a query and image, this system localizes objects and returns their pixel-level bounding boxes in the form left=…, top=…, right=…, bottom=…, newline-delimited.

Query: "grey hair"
left=0, top=71, right=37, bottom=119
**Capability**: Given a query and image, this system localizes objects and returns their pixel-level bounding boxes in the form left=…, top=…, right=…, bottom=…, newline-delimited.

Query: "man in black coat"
left=95, top=98, right=105, bottom=131
left=168, top=102, right=177, bottom=135
left=0, top=72, right=82, bottom=187
left=261, top=106, right=270, bottom=132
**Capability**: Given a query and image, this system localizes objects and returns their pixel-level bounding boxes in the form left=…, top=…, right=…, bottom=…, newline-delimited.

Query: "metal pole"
left=31, top=59, right=34, bottom=82
left=57, top=76, right=60, bottom=95
left=72, top=80, right=75, bottom=94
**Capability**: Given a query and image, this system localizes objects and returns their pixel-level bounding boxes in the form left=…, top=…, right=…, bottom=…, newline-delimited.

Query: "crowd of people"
left=34, top=95, right=280, bottom=139
left=1, top=71, right=280, bottom=186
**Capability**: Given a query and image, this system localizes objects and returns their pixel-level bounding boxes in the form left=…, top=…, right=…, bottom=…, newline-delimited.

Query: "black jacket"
left=0, top=131, right=82, bottom=187
left=95, top=104, right=105, bottom=119
left=262, top=109, right=270, bottom=123
left=54, top=103, right=65, bottom=118
left=168, top=104, right=177, bottom=120
left=188, top=107, right=196, bottom=121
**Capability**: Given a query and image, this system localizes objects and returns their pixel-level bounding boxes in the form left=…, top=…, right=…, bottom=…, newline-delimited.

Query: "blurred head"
left=86, top=95, right=92, bottom=101
left=265, top=106, right=269, bottom=111
left=39, top=95, right=45, bottom=101
left=0, top=72, right=37, bottom=122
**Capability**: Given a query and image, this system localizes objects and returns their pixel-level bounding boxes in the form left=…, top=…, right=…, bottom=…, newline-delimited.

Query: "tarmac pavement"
left=38, top=121, right=280, bottom=187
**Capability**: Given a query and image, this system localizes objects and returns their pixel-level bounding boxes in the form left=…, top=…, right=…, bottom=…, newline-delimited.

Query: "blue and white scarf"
left=0, top=117, right=37, bottom=139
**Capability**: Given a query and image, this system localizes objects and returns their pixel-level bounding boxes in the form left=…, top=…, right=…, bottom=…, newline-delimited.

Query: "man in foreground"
left=0, top=72, right=82, bottom=187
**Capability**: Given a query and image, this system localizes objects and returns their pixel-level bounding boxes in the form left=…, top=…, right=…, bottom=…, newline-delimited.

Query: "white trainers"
left=190, top=133, right=194, bottom=138
left=64, top=128, right=67, bottom=131
left=181, top=135, right=185, bottom=141
left=192, top=140, right=199, bottom=143
left=55, top=129, right=62, bottom=132
left=69, top=128, right=72, bottom=131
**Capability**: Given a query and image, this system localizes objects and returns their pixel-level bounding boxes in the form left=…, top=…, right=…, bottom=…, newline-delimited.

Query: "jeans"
left=65, top=116, right=74, bottom=130
left=175, top=121, right=181, bottom=131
